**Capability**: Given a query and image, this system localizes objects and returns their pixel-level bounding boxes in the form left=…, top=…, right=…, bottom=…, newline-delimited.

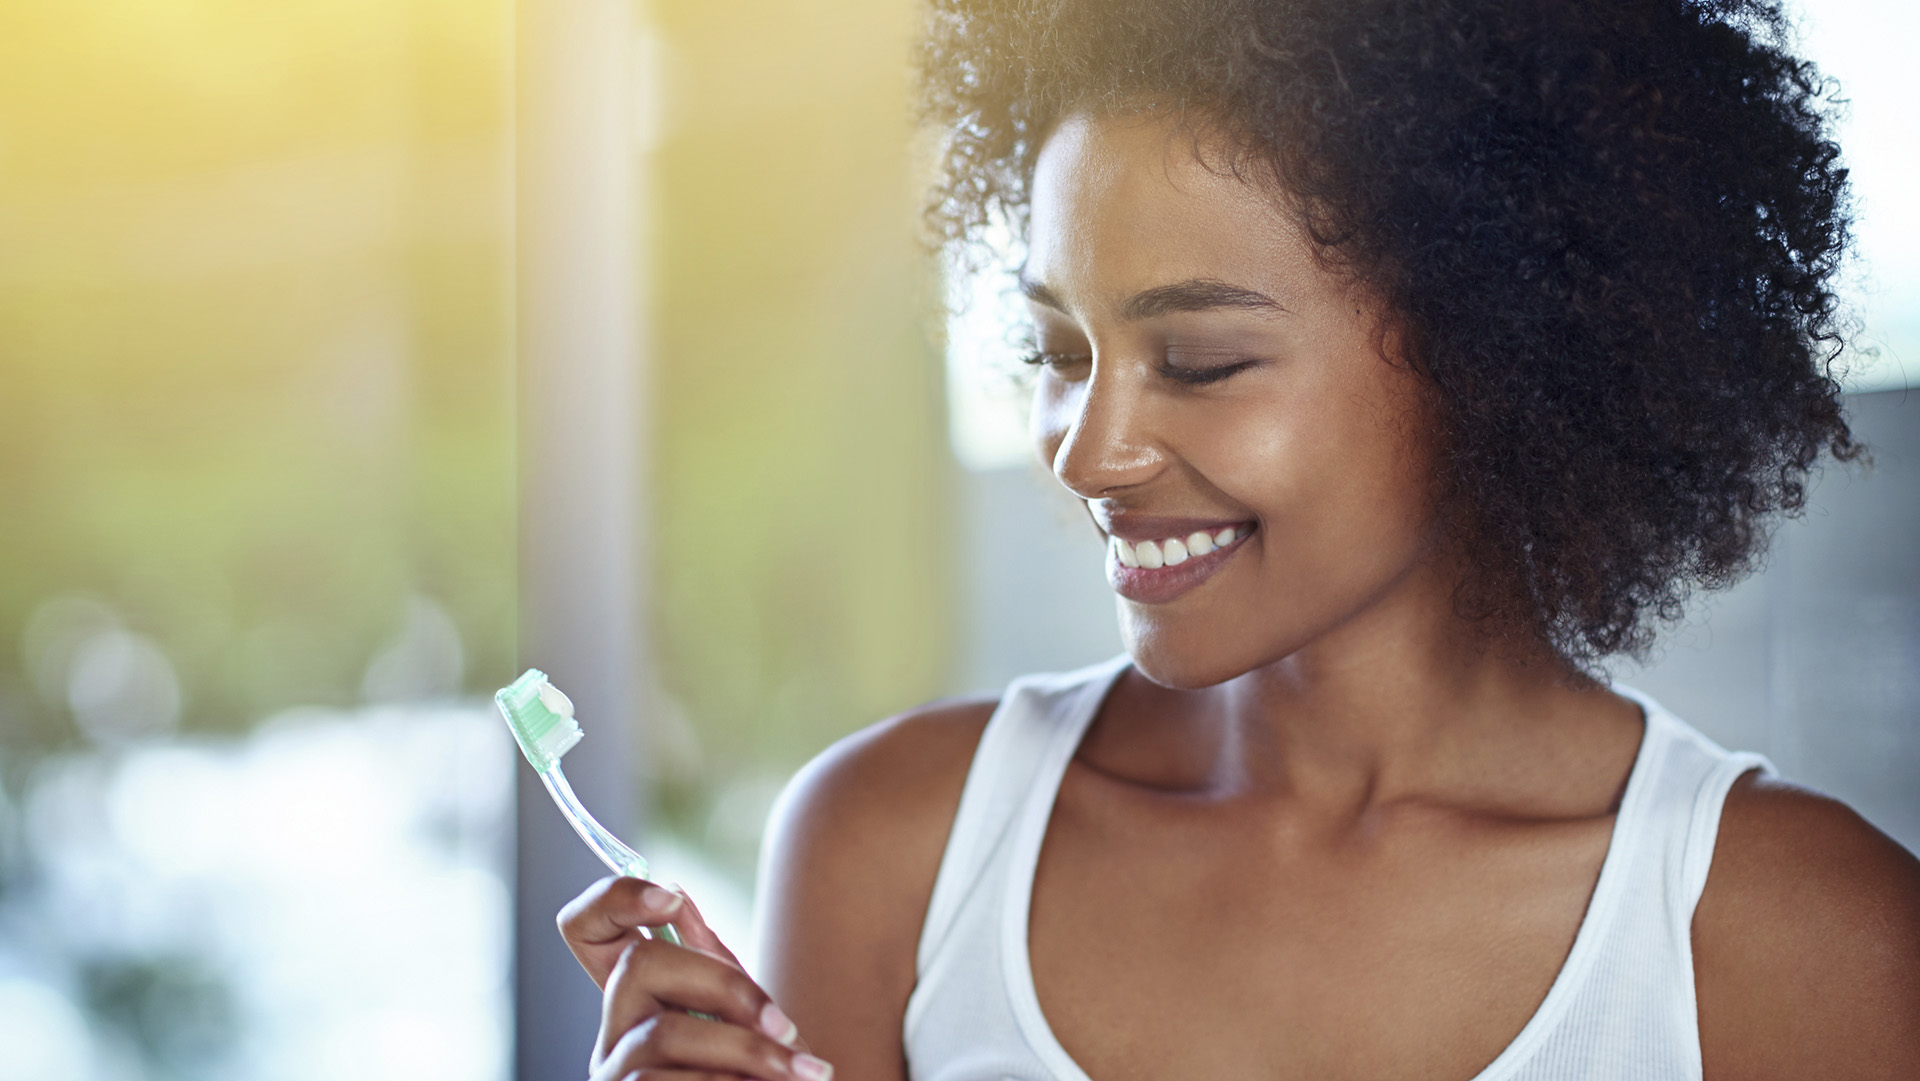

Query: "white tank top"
left=904, top=657, right=1773, bottom=1081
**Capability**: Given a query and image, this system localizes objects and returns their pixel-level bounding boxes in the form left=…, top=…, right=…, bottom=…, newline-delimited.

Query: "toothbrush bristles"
left=496, top=668, right=585, bottom=772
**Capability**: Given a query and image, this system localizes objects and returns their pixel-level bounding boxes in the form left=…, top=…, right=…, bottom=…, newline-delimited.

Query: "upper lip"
left=1089, top=508, right=1256, bottom=543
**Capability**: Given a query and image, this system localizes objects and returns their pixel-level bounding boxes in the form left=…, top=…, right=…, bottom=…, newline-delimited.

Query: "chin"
left=1118, top=611, right=1272, bottom=691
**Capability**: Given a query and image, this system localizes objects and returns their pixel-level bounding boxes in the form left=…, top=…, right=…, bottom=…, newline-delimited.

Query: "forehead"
left=1026, top=111, right=1309, bottom=308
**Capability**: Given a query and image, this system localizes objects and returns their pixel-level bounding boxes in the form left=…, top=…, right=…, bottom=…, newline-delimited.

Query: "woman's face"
left=1026, top=110, right=1445, bottom=689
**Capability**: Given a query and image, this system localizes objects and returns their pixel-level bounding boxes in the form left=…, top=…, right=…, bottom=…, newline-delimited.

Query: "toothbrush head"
left=496, top=668, right=584, bottom=773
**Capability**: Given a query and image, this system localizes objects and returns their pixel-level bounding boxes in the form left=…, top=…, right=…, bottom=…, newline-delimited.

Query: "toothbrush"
left=496, top=668, right=684, bottom=947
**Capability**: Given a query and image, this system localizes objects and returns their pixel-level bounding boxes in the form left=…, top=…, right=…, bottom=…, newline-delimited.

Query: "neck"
left=1217, top=641, right=1577, bottom=809
left=1099, top=565, right=1636, bottom=821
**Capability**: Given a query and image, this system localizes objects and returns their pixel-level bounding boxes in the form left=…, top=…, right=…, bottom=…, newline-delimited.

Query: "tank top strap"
left=915, top=657, right=1131, bottom=976
left=1672, top=731, right=1775, bottom=921
left=1481, top=686, right=1777, bottom=1080
left=1608, top=686, right=1776, bottom=928
left=1477, top=688, right=1776, bottom=1081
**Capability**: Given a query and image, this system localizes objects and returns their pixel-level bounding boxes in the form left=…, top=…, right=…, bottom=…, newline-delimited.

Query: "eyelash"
left=1019, top=351, right=1085, bottom=371
left=1018, top=352, right=1255, bottom=386
left=1160, top=359, right=1256, bottom=385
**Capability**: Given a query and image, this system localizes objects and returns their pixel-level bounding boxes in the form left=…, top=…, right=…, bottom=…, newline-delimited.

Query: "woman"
left=560, top=0, right=1920, bottom=1077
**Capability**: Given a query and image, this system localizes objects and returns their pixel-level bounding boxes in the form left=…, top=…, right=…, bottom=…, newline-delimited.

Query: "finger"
left=594, top=940, right=665, bottom=1066
left=562, top=876, right=689, bottom=944
left=559, top=877, right=688, bottom=986
left=594, top=1012, right=833, bottom=1081
left=591, top=1070, right=753, bottom=1081
left=598, top=937, right=801, bottom=1060
left=589, top=1016, right=742, bottom=1081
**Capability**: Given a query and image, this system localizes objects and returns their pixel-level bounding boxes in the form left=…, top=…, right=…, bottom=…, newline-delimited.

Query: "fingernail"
left=791, top=1053, right=833, bottom=1081
left=639, top=885, right=683, bottom=915
left=759, top=1001, right=799, bottom=1047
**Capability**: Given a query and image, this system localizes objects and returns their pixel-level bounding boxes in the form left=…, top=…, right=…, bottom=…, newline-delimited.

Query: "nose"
left=1034, top=361, right=1164, bottom=498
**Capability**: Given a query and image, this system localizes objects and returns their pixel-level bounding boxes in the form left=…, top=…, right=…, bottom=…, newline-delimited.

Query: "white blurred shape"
left=67, top=628, right=182, bottom=746
left=0, top=979, right=94, bottom=1081
left=23, top=755, right=113, bottom=857
left=944, top=217, right=1035, bottom=473
left=106, top=747, right=238, bottom=878
left=417, top=866, right=512, bottom=991
left=361, top=595, right=466, bottom=703
left=13, top=704, right=512, bottom=1081
left=237, top=720, right=409, bottom=878
left=315, top=1006, right=503, bottom=1081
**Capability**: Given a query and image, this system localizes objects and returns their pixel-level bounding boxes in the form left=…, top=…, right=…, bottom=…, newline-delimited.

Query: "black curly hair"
left=918, top=0, right=1862, bottom=666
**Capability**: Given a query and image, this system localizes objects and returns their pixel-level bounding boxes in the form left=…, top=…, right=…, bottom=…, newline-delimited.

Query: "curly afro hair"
left=918, top=0, right=1863, bottom=667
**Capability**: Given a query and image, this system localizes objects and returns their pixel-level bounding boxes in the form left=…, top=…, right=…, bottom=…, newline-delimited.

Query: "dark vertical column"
left=512, top=0, right=646, bottom=1077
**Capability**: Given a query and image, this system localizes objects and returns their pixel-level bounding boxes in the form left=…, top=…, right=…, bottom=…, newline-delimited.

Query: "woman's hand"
left=559, top=876, right=835, bottom=1081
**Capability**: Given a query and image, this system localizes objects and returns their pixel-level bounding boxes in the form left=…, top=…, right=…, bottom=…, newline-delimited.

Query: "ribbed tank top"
left=904, top=657, right=1773, bottom=1081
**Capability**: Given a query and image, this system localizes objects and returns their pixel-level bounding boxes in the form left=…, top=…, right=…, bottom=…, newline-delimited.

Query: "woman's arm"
left=755, top=699, right=996, bottom=1081
left=1696, top=773, right=1920, bottom=1080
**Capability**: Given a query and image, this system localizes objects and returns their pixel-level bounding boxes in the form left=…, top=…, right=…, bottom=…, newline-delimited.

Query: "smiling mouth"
left=1103, top=522, right=1255, bottom=604
left=1110, top=524, right=1248, bottom=569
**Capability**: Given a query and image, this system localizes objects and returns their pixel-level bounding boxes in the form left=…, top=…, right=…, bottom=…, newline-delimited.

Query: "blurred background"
left=0, top=1, right=1912, bottom=1080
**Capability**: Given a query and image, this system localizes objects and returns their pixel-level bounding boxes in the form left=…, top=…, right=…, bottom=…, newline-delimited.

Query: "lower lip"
left=1107, top=530, right=1254, bottom=605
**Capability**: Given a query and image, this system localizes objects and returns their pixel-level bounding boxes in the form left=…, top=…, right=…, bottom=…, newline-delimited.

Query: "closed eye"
left=1159, top=359, right=1257, bottom=386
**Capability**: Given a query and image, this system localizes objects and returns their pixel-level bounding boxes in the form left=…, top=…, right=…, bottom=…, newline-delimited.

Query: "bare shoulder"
left=761, top=694, right=998, bottom=916
left=754, top=696, right=997, bottom=1078
left=1695, top=772, right=1920, bottom=1080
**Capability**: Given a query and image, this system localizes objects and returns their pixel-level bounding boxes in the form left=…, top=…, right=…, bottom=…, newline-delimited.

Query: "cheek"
left=1116, top=364, right=1440, bottom=686
left=1191, top=370, right=1437, bottom=558
left=1185, top=401, right=1299, bottom=505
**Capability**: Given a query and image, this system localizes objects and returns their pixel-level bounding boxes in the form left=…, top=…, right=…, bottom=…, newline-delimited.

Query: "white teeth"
left=1113, top=526, right=1259, bottom=572
left=1111, top=525, right=1250, bottom=572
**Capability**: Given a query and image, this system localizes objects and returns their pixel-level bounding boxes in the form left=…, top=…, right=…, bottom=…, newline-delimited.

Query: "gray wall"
left=953, top=464, right=1122, bottom=696
left=956, top=390, right=1919, bottom=853
left=1618, top=389, right=1919, bottom=852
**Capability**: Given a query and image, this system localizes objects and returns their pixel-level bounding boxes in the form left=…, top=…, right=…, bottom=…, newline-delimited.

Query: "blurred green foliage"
left=0, top=0, right=956, bottom=864
left=0, top=0, right=517, bottom=750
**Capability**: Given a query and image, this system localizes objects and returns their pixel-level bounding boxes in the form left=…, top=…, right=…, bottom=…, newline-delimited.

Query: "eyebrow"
left=1017, top=274, right=1286, bottom=320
